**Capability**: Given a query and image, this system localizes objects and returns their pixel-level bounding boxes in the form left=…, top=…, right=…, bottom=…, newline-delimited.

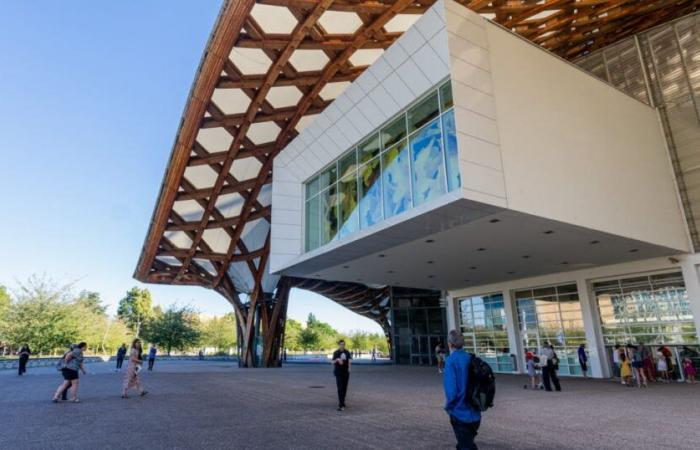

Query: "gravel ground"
left=1, top=360, right=698, bottom=449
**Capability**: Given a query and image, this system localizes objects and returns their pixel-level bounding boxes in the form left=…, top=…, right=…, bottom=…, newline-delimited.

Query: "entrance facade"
left=593, top=272, right=700, bottom=380
left=390, top=288, right=446, bottom=365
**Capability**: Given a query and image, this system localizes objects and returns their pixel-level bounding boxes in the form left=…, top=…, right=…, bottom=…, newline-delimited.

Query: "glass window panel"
left=359, top=133, right=381, bottom=164
left=339, top=148, right=358, bottom=179
left=381, top=115, right=407, bottom=150
left=382, top=139, right=412, bottom=219
left=410, top=118, right=445, bottom=206
left=305, top=176, right=319, bottom=199
left=441, top=109, right=460, bottom=192
left=440, top=81, right=454, bottom=111
left=337, top=172, right=359, bottom=238
left=320, top=185, right=338, bottom=244
left=304, top=196, right=320, bottom=251
left=318, top=164, right=337, bottom=190
left=359, top=156, right=383, bottom=228
left=408, top=91, right=440, bottom=133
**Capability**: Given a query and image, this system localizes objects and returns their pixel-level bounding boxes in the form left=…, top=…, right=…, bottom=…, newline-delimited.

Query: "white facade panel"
left=270, top=3, right=451, bottom=274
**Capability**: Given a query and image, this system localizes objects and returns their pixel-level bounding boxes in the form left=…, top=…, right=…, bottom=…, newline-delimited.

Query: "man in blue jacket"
left=443, top=330, right=482, bottom=449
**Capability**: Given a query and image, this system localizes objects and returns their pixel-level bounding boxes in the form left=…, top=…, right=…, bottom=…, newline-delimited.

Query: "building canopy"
left=135, top=0, right=700, bottom=319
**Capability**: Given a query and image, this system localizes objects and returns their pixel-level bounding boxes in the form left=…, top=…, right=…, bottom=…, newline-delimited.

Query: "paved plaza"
left=1, top=361, right=699, bottom=449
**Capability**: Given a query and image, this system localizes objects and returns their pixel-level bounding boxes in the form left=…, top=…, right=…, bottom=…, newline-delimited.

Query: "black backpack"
left=466, top=354, right=496, bottom=412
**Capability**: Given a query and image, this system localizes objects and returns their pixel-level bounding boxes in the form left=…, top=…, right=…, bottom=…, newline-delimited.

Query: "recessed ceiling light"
left=477, top=248, right=486, bottom=252
left=522, top=255, right=530, bottom=259
left=629, top=249, right=639, bottom=253
left=470, top=266, right=477, bottom=270
left=425, top=239, right=435, bottom=243
left=590, top=240, right=600, bottom=245
left=489, top=219, right=500, bottom=223
left=427, top=260, right=434, bottom=264
left=544, top=230, right=555, bottom=235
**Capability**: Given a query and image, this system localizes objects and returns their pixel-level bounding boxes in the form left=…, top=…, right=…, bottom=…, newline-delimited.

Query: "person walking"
left=524, top=351, right=540, bottom=390
left=331, top=340, right=352, bottom=411
left=578, top=343, right=588, bottom=377
left=629, top=345, right=648, bottom=387
left=443, top=330, right=482, bottom=449
left=639, top=343, right=656, bottom=382
left=122, top=338, right=148, bottom=399
left=612, top=344, right=622, bottom=381
left=540, top=343, right=561, bottom=392
left=682, top=356, right=697, bottom=384
left=147, top=344, right=157, bottom=371
left=52, top=342, right=86, bottom=403
left=436, top=341, right=447, bottom=374
left=656, top=347, right=670, bottom=382
left=17, top=344, right=31, bottom=376
left=620, top=351, right=633, bottom=387
left=115, top=343, right=127, bottom=371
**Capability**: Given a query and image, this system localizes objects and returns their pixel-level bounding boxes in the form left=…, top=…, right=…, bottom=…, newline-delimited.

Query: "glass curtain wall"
left=593, top=273, right=697, bottom=346
left=458, top=293, right=514, bottom=372
left=390, top=288, right=446, bottom=365
left=515, top=284, right=586, bottom=376
left=303, top=79, right=459, bottom=252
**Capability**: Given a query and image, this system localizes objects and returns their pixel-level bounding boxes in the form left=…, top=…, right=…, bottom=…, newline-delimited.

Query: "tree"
left=75, top=290, right=106, bottom=314
left=117, top=287, right=153, bottom=337
left=0, top=285, right=12, bottom=352
left=298, top=326, right=321, bottom=352
left=283, top=319, right=303, bottom=352
left=143, top=306, right=201, bottom=355
left=200, top=314, right=236, bottom=353
left=305, top=313, right=338, bottom=350
left=4, top=275, right=76, bottom=354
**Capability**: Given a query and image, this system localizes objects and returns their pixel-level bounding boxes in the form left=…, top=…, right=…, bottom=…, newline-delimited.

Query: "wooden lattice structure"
left=135, top=0, right=700, bottom=367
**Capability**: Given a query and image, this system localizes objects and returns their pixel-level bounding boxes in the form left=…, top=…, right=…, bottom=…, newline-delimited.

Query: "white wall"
left=444, top=1, right=507, bottom=207
left=481, top=14, right=689, bottom=252
left=270, top=1, right=451, bottom=273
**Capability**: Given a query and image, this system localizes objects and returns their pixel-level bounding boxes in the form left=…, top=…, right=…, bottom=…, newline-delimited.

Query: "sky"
left=0, top=1, right=382, bottom=334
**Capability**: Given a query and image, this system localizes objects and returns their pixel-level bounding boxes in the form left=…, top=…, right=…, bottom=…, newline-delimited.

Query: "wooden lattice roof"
left=135, top=0, right=700, bottom=316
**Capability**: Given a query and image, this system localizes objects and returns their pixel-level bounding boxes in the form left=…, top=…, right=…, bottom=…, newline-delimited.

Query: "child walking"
left=683, top=357, right=697, bottom=384
left=620, top=352, right=633, bottom=387
left=524, top=352, right=540, bottom=390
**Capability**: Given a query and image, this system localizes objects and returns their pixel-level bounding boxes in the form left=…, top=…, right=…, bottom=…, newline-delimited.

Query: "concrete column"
left=680, top=256, right=700, bottom=339
left=576, top=278, right=607, bottom=378
left=445, top=291, right=458, bottom=332
left=502, top=289, right=523, bottom=373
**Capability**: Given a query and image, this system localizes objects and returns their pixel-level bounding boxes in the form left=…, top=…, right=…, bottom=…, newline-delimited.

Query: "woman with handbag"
left=121, top=338, right=148, bottom=399
left=52, top=342, right=87, bottom=403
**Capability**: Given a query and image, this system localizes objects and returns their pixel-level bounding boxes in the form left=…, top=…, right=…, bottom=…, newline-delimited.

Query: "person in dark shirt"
left=17, top=344, right=31, bottom=376
left=147, top=344, right=157, bottom=371
left=115, top=343, right=127, bottom=371
left=331, top=340, right=352, bottom=411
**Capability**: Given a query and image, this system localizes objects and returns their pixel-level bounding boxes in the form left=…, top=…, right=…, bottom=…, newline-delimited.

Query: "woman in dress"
left=121, top=338, right=148, bottom=398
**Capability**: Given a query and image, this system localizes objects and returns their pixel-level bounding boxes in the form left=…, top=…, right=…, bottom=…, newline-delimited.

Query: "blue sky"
left=0, top=1, right=381, bottom=334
